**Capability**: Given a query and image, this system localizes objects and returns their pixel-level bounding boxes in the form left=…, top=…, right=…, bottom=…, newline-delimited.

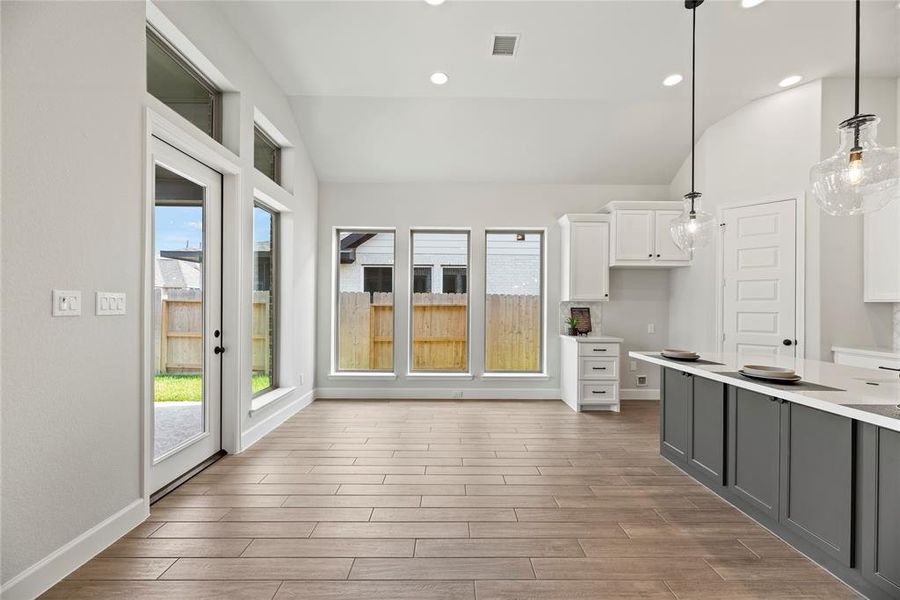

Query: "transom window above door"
left=146, top=26, right=222, bottom=142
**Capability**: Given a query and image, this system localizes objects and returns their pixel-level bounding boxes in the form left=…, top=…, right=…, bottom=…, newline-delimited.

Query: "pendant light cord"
left=854, top=0, right=860, bottom=117
left=851, top=0, right=862, bottom=151
left=689, top=3, right=697, bottom=214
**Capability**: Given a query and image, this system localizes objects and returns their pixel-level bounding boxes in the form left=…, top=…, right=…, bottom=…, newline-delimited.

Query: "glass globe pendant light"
left=670, top=0, right=716, bottom=253
left=810, top=0, right=900, bottom=216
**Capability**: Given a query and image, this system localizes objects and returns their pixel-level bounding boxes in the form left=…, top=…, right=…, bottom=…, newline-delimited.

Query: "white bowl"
left=742, top=364, right=796, bottom=378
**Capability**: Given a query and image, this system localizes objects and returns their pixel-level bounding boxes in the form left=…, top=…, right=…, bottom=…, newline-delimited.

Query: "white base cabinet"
left=561, top=336, right=622, bottom=412
left=832, top=346, right=900, bottom=373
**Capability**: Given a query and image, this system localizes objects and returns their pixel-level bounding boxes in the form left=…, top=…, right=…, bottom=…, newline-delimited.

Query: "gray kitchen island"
left=632, top=351, right=900, bottom=600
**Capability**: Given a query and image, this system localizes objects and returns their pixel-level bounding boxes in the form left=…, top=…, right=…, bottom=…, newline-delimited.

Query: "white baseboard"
left=620, top=388, right=660, bottom=400
left=1, top=498, right=146, bottom=600
left=241, top=389, right=314, bottom=450
left=314, top=387, right=562, bottom=401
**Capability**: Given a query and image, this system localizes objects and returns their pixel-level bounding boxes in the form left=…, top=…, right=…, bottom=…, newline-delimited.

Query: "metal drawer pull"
left=591, top=367, right=607, bottom=370
left=592, top=348, right=607, bottom=352
left=591, top=390, right=607, bottom=394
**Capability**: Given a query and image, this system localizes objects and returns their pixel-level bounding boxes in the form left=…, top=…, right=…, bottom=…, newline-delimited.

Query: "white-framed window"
left=412, top=265, right=433, bottom=293
left=363, top=265, right=393, bottom=295
left=484, top=230, right=545, bottom=374
left=146, top=26, right=222, bottom=142
left=253, top=125, right=281, bottom=184
left=252, top=203, right=278, bottom=396
left=335, top=230, right=395, bottom=372
left=409, top=230, right=470, bottom=373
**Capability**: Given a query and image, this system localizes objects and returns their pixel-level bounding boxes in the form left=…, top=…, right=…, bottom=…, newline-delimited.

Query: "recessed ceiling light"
left=430, top=72, right=449, bottom=85
left=778, top=75, right=803, bottom=88
left=663, top=74, right=684, bottom=87
left=424, top=0, right=445, bottom=5
left=741, top=0, right=766, bottom=7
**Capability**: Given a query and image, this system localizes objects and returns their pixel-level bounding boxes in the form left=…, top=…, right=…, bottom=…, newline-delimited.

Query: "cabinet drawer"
left=579, top=357, right=618, bottom=380
left=578, top=343, right=618, bottom=357
left=580, top=382, right=618, bottom=403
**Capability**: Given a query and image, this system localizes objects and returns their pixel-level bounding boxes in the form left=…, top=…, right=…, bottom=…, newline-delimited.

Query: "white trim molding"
left=620, top=388, right=660, bottom=401
left=242, top=390, right=315, bottom=449
left=314, top=387, right=561, bottom=401
left=0, top=499, right=146, bottom=600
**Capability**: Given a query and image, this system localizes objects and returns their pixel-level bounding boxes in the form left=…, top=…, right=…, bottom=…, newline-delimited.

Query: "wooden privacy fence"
left=155, top=289, right=271, bottom=374
left=485, top=293, right=541, bottom=372
left=337, top=292, right=540, bottom=372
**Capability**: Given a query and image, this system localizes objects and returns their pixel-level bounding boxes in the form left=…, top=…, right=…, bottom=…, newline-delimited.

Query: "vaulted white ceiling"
left=218, top=0, right=900, bottom=184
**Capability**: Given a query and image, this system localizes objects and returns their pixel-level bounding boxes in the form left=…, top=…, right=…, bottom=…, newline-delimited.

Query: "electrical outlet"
left=636, top=375, right=648, bottom=387
left=647, top=323, right=655, bottom=334
left=630, top=360, right=638, bottom=372
left=52, top=290, right=81, bottom=317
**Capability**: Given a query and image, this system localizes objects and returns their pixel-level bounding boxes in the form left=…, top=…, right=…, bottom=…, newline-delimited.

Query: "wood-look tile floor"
left=42, top=400, right=860, bottom=600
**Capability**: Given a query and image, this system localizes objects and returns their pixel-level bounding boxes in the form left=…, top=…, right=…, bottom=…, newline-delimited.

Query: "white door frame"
left=715, top=193, right=806, bottom=359
left=142, top=104, right=243, bottom=511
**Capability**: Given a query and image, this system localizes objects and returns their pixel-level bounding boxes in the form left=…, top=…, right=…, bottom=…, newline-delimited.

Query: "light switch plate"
left=96, top=292, right=126, bottom=316
left=52, top=290, right=82, bottom=317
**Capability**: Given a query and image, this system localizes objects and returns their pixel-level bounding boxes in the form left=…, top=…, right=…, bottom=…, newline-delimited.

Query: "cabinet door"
left=779, top=403, right=853, bottom=566
left=569, top=221, right=609, bottom=300
left=661, top=368, right=690, bottom=463
left=729, top=387, right=781, bottom=520
left=861, top=426, right=900, bottom=596
left=655, top=209, right=690, bottom=262
left=864, top=197, right=900, bottom=302
left=688, top=377, right=725, bottom=486
left=614, top=210, right=654, bottom=261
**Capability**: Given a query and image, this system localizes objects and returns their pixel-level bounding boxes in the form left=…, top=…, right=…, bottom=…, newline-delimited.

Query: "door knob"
left=782, top=339, right=793, bottom=346
left=214, top=346, right=226, bottom=355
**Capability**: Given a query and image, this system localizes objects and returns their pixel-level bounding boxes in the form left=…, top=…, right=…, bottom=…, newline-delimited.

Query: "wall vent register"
left=492, top=34, right=519, bottom=56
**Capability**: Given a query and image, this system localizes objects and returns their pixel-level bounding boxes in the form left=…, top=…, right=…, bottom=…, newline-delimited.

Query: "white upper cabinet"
left=613, top=210, right=654, bottom=260
left=864, top=198, right=900, bottom=302
left=654, top=209, right=687, bottom=261
left=604, top=201, right=691, bottom=267
left=559, top=214, right=610, bottom=301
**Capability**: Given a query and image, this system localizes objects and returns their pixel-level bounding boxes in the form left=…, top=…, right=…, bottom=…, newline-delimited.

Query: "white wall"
left=1, top=1, right=319, bottom=595
left=1, top=0, right=146, bottom=587
left=154, top=0, right=319, bottom=443
left=817, top=78, right=897, bottom=357
left=668, top=81, right=823, bottom=354
left=667, top=78, right=898, bottom=359
left=317, top=183, right=672, bottom=398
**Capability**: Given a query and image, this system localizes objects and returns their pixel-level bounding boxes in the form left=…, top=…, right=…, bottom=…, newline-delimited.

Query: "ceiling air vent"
left=491, top=34, right=519, bottom=57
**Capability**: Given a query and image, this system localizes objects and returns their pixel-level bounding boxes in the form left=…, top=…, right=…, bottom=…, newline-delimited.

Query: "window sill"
left=328, top=372, right=397, bottom=380
left=481, top=373, right=550, bottom=380
left=406, top=372, right=474, bottom=380
left=250, top=386, right=296, bottom=414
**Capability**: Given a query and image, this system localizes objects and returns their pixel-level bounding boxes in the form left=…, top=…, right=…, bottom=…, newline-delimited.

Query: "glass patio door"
left=150, top=136, right=223, bottom=494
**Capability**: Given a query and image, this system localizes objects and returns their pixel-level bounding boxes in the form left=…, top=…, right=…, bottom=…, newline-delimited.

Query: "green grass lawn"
left=155, top=373, right=273, bottom=402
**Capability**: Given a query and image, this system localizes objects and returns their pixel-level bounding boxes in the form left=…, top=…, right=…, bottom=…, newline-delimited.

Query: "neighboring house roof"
left=340, top=233, right=375, bottom=264
left=155, top=257, right=201, bottom=289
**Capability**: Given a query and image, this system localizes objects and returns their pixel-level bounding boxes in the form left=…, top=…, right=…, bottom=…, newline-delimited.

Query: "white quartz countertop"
left=631, top=351, right=900, bottom=432
left=560, top=335, right=624, bottom=343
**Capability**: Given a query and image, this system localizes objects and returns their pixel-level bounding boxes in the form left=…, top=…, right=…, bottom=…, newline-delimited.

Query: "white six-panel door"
left=722, top=199, right=797, bottom=359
